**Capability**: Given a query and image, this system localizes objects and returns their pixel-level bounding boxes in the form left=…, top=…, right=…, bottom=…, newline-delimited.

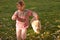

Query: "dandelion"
left=57, top=25, right=60, bottom=28
left=46, top=32, right=50, bottom=35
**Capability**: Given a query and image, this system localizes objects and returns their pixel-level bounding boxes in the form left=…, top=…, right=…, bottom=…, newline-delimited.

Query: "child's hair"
left=17, top=0, right=25, bottom=6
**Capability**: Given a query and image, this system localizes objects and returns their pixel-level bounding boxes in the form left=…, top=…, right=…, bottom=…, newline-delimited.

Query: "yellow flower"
left=57, top=25, right=60, bottom=28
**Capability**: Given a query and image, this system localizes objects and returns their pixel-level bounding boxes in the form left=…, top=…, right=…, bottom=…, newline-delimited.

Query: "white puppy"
left=31, top=18, right=41, bottom=34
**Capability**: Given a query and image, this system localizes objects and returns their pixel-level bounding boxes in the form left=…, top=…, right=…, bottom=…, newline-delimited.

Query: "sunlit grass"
left=0, top=0, right=60, bottom=40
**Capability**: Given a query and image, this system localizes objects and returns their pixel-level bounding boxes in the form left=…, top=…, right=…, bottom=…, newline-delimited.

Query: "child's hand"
left=12, top=15, right=17, bottom=20
left=12, top=11, right=18, bottom=20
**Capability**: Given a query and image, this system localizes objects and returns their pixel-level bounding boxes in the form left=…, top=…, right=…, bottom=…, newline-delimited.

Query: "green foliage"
left=0, top=0, right=60, bottom=40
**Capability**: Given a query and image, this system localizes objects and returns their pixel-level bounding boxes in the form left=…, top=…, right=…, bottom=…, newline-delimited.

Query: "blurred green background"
left=0, top=0, right=60, bottom=40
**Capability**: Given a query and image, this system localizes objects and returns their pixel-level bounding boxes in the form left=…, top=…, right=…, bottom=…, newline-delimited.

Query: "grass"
left=0, top=0, right=60, bottom=40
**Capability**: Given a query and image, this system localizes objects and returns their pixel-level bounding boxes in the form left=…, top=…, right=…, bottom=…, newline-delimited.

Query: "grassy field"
left=0, top=0, right=60, bottom=40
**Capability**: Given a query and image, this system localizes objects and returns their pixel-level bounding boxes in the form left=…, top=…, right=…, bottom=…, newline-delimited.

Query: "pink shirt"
left=12, top=9, right=38, bottom=29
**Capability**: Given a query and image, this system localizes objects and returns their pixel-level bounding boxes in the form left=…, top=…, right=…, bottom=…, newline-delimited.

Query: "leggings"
left=16, top=26, right=28, bottom=40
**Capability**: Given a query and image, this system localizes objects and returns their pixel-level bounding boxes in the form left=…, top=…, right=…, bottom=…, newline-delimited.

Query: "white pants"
left=16, top=26, right=27, bottom=40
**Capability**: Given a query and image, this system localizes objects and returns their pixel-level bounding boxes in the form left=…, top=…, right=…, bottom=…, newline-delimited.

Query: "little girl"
left=12, top=0, right=39, bottom=40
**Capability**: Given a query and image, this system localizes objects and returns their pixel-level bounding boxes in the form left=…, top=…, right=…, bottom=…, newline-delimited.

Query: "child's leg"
left=21, top=28, right=27, bottom=40
left=16, top=28, right=21, bottom=40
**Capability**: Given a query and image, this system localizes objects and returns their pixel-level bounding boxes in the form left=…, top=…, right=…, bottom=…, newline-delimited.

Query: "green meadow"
left=0, top=0, right=60, bottom=40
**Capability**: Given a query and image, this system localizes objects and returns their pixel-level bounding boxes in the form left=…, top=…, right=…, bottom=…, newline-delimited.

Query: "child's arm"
left=28, top=10, right=39, bottom=20
left=32, top=12, right=39, bottom=20
left=12, top=11, right=18, bottom=20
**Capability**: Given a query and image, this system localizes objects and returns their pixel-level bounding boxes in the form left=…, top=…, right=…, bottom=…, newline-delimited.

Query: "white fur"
left=31, top=20, right=41, bottom=34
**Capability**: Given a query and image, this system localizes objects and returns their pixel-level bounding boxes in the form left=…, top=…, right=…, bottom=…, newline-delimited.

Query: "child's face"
left=17, top=4, right=25, bottom=11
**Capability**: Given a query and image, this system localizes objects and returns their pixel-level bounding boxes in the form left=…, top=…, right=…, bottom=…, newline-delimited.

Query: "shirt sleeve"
left=28, top=10, right=38, bottom=19
left=32, top=12, right=39, bottom=20
left=13, top=11, right=18, bottom=16
left=32, top=12, right=38, bottom=17
left=28, top=10, right=32, bottom=16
